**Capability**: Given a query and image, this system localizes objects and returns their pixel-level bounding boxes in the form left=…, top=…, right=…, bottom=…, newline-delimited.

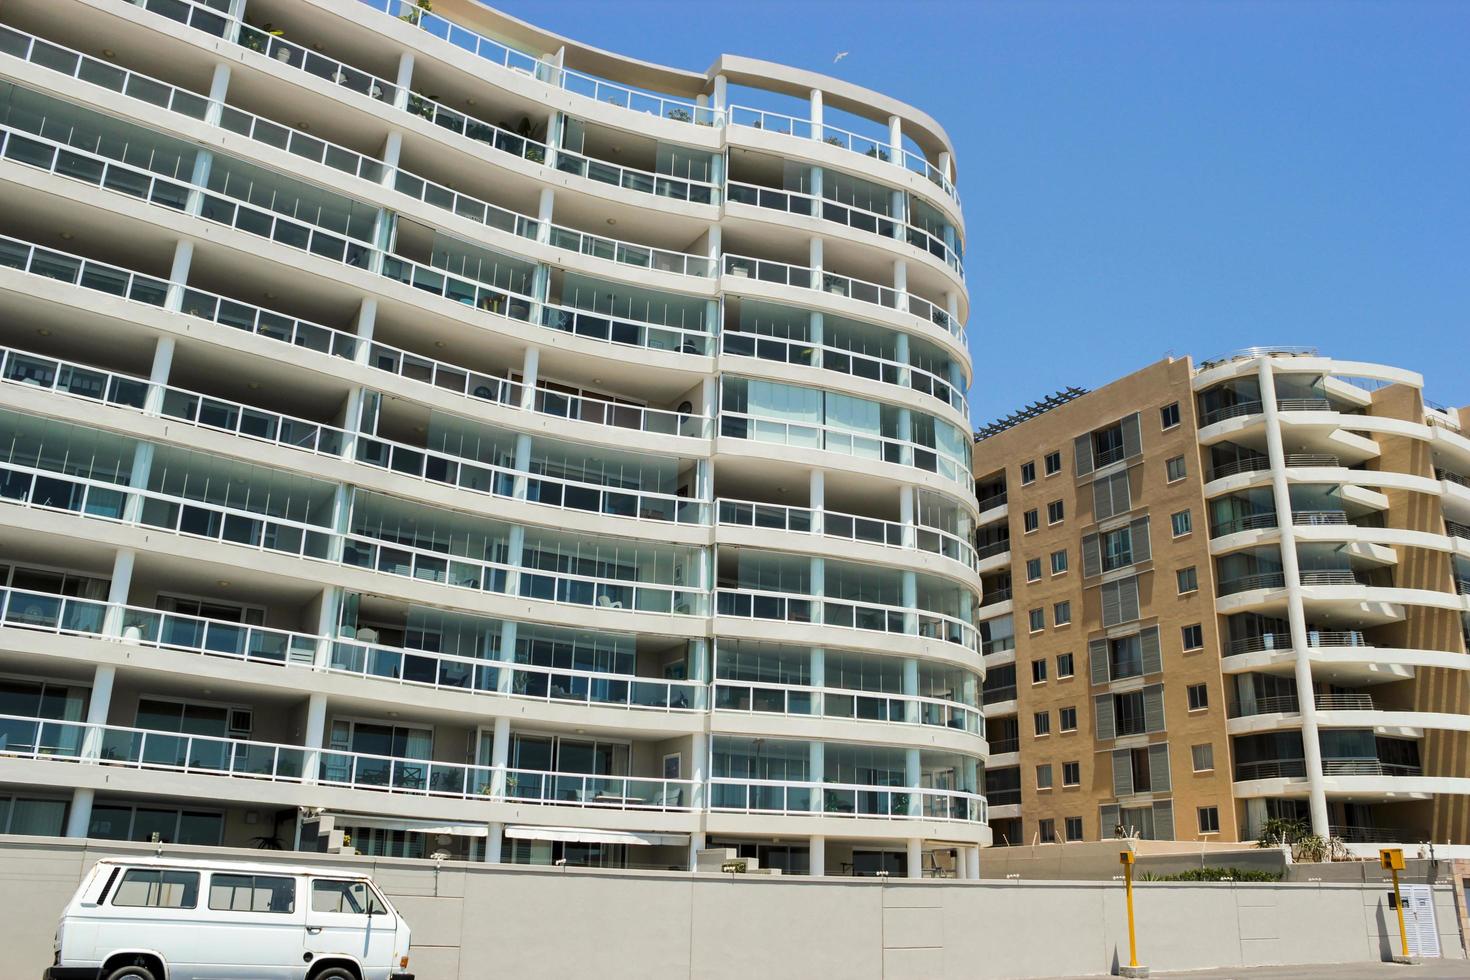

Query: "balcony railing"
left=988, top=738, right=1019, bottom=755
left=555, top=149, right=718, bottom=205
left=985, top=789, right=1021, bottom=807
left=721, top=254, right=965, bottom=343
left=1298, top=569, right=1363, bottom=587
left=1316, top=693, right=1375, bottom=711
left=0, top=710, right=697, bottom=810
left=1226, top=630, right=1367, bottom=656
left=545, top=224, right=714, bottom=279
left=1210, top=512, right=1278, bottom=537
left=1234, top=759, right=1307, bottom=781
left=981, top=685, right=1017, bottom=706
left=975, top=540, right=1010, bottom=560
left=1293, top=510, right=1349, bottom=527
left=1229, top=695, right=1301, bottom=717
left=1199, top=402, right=1263, bottom=427
left=1217, top=572, right=1287, bottom=595
left=0, top=585, right=703, bottom=714
left=1444, top=520, right=1470, bottom=541
left=1278, top=397, right=1334, bottom=413
left=1321, top=759, right=1422, bottom=777
left=975, top=492, right=1007, bottom=513
left=720, top=411, right=970, bottom=490
left=1208, top=454, right=1340, bottom=480
left=1456, top=577, right=1470, bottom=597
left=1329, top=825, right=1419, bottom=845
left=980, top=587, right=1012, bottom=606
left=715, top=498, right=979, bottom=570
left=712, top=679, right=982, bottom=734
left=1440, top=468, right=1470, bottom=489
left=714, top=587, right=977, bottom=652
left=708, top=777, right=985, bottom=823
left=537, top=300, right=713, bottom=356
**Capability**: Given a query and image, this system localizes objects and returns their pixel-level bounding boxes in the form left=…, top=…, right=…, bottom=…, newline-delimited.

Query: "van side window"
left=209, top=873, right=297, bottom=913
left=312, top=879, right=387, bottom=915
left=112, top=869, right=199, bottom=909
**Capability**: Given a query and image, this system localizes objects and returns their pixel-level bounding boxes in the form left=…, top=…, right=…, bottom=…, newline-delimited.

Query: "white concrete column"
left=903, top=657, right=920, bottom=725
left=536, top=187, right=555, bottom=245
left=186, top=151, right=214, bottom=218
left=65, top=788, right=95, bottom=838
left=888, top=114, right=903, bottom=165
left=809, top=554, right=825, bottom=626
left=901, top=568, right=918, bottom=639
left=123, top=442, right=154, bottom=524
left=302, top=692, right=327, bottom=785
left=102, top=549, right=135, bottom=638
left=489, top=715, right=511, bottom=796
left=164, top=239, right=195, bottom=312
left=71, top=661, right=117, bottom=825
left=393, top=51, right=414, bottom=111
left=519, top=347, right=540, bottom=412
left=503, top=524, right=526, bottom=604
left=890, top=188, right=906, bottom=237
left=809, top=835, right=825, bottom=876
left=485, top=821, right=504, bottom=863
left=1257, top=358, right=1330, bottom=838
left=893, top=259, right=909, bottom=311
left=313, top=586, right=342, bottom=669
left=808, top=311, right=824, bottom=369
left=809, top=469, right=825, bottom=534
left=84, top=664, right=116, bottom=733
left=706, top=223, right=722, bottom=270
left=809, top=237, right=823, bottom=280
left=898, top=406, right=914, bottom=467
left=543, top=111, right=562, bottom=171
left=687, top=831, right=706, bottom=872
left=224, top=0, right=248, bottom=43
left=895, top=330, right=912, bottom=389
left=899, top=484, right=916, bottom=549
left=712, top=75, right=728, bottom=113
left=938, top=151, right=952, bottom=183
left=380, top=131, right=403, bottom=189
left=340, top=387, right=369, bottom=462
left=809, top=89, right=824, bottom=139
left=691, top=731, right=708, bottom=811
left=906, top=837, right=922, bottom=878
left=353, top=298, right=377, bottom=366
left=143, top=336, right=175, bottom=416
left=965, top=846, right=979, bottom=880
left=494, top=620, right=516, bottom=695
left=808, top=739, right=824, bottom=813
left=809, top=647, right=825, bottom=719
left=205, top=63, right=231, bottom=127
left=511, top=436, right=533, bottom=501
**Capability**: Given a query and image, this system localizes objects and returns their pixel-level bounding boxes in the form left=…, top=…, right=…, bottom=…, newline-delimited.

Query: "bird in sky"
left=833, top=51, right=850, bottom=63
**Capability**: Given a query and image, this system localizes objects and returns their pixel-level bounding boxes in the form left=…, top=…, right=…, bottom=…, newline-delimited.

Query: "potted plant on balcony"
left=401, top=0, right=432, bottom=24
left=667, top=107, right=692, bottom=123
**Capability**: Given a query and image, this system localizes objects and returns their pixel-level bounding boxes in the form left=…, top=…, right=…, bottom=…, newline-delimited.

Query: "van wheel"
left=106, top=965, right=158, bottom=980
left=312, top=968, right=358, bottom=980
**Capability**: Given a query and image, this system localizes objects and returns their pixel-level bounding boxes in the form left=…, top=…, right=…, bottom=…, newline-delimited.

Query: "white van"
left=44, top=857, right=413, bottom=980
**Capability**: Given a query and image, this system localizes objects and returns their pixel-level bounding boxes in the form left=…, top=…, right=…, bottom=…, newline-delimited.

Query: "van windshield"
left=312, top=878, right=387, bottom=915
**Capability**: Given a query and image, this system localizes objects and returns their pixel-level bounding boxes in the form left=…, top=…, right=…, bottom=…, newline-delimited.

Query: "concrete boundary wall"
left=1, top=836, right=1463, bottom=979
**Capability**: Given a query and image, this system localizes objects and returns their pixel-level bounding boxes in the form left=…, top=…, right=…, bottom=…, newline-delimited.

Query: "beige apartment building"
left=974, top=349, right=1470, bottom=852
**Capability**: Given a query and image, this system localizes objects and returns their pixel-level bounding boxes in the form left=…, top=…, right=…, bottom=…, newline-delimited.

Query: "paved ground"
left=1045, top=962, right=1468, bottom=980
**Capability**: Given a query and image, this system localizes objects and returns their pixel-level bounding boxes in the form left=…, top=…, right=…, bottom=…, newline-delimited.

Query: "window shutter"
left=1111, top=748, right=1134, bottom=798
left=1089, top=637, right=1110, bottom=686
left=1094, top=693, right=1116, bottom=741
left=1082, top=533, right=1102, bottom=578
left=1121, top=412, right=1142, bottom=459
left=1111, top=471, right=1132, bottom=514
left=1099, top=804, right=1120, bottom=839
left=1093, top=478, right=1114, bottom=522
left=1142, top=684, right=1166, bottom=733
left=1148, top=744, right=1172, bottom=793
left=1119, top=576, right=1140, bottom=624
left=1139, top=626, right=1162, bottom=675
left=1151, top=800, right=1175, bottom=841
left=1074, top=433, right=1094, bottom=477
left=1101, top=581, right=1122, bottom=628
left=1130, top=517, right=1151, bottom=564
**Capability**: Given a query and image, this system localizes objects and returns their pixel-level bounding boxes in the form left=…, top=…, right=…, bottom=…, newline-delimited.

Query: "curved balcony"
left=1225, top=630, right=1367, bottom=657
left=712, top=679, right=982, bottom=735
left=0, top=585, right=705, bottom=716
left=1217, top=572, right=1287, bottom=596
left=1207, top=453, right=1340, bottom=482
left=0, top=346, right=709, bottom=529
left=716, top=499, right=978, bottom=573
left=723, top=254, right=965, bottom=347
left=708, top=777, right=984, bottom=824
left=714, top=587, right=977, bottom=654
left=0, top=712, right=697, bottom=812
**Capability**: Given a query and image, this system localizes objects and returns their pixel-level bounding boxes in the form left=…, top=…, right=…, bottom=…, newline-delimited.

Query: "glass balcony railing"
left=716, top=498, right=979, bottom=571
left=545, top=224, right=714, bottom=279
left=554, top=150, right=718, bottom=205
left=722, top=254, right=964, bottom=343
left=501, top=768, right=697, bottom=810
left=714, top=587, right=978, bottom=652
left=720, top=411, right=970, bottom=490
left=712, top=679, right=982, bottom=735
left=0, top=124, right=192, bottom=211
left=720, top=330, right=965, bottom=416
left=537, top=300, right=712, bottom=356
left=0, top=584, right=705, bottom=714
left=708, top=777, right=985, bottom=823
left=1225, top=630, right=1367, bottom=656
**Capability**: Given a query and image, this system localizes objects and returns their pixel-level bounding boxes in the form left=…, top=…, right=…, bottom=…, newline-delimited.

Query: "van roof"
left=95, top=856, right=376, bottom=880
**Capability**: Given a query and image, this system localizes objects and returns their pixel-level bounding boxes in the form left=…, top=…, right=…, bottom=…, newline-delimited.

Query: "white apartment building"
left=0, top=0, right=986, bottom=876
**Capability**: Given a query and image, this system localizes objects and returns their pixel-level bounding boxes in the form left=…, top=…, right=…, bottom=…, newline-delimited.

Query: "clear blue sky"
left=491, top=0, right=1469, bottom=424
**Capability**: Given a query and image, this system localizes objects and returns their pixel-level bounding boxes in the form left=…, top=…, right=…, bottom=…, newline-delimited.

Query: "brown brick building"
left=973, top=350, right=1470, bottom=850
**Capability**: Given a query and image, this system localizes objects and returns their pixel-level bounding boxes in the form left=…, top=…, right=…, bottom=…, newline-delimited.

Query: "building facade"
left=0, top=0, right=987, bottom=876
left=974, top=350, right=1470, bottom=850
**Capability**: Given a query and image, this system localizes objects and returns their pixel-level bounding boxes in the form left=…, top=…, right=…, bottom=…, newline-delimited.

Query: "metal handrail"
left=1278, top=397, right=1334, bottom=413
left=1437, top=468, right=1470, bottom=489
left=711, top=677, right=982, bottom=734
left=1217, top=572, right=1287, bottom=595
left=1210, top=512, right=1278, bottom=537
left=1226, top=630, right=1367, bottom=655
left=1209, top=454, right=1340, bottom=480
left=1321, top=759, right=1422, bottom=777
left=1199, top=401, right=1264, bottom=427
left=715, top=498, right=980, bottom=571
left=1298, top=569, right=1361, bottom=586
left=554, top=148, right=718, bottom=204
left=708, top=776, right=986, bottom=823
left=713, top=587, right=978, bottom=652
left=1316, top=693, right=1374, bottom=711
left=1292, top=510, right=1349, bottom=526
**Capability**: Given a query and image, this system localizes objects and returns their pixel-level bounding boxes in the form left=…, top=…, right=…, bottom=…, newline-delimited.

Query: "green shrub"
left=1139, top=866, right=1282, bottom=883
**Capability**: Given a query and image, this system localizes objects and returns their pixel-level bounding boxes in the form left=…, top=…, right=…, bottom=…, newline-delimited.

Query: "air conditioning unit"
left=228, top=709, right=253, bottom=736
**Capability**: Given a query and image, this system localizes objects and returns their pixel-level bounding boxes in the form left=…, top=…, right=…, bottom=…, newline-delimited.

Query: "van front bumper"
left=42, top=968, right=99, bottom=980
left=390, top=974, right=416, bottom=980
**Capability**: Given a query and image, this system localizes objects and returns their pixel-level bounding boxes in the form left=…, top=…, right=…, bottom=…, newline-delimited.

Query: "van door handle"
left=307, top=927, right=323, bottom=934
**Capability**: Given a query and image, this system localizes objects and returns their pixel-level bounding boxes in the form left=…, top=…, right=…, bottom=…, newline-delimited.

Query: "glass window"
left=1062, top=761, right=1080, bottom=786
left=1038, top=818, right=1056, bottom=843
left=1059, top=706, right=1077, bottom=731
left=1044, top=451, right=1062, bottom=476
left=1198, top=806, right=1220, bottom=834
left=1101, top=527, right=1133, bottom=571
left=1171, top=510, right=1193, bottom=536
left=1110, top=635, right=1143, bottom=680
left=1057, top=653, right=1074, bottom=678
left=1188, top=683, right=1209, bottom=710
left=312, top=879, right=387, bottom=915
left=1023, top=509, right=1039, bottom=533
left=1114, top=691, right=1146, bottom=736
left=113, top=869, right=199, bottom=909
left=1192, top=743, right=1214, bottom=772
left=1176, top=566, right=1198, bottom=594
left=1065, top=816, right=1084, bottom=841
left=1028, top=608, right=1045, bottom=632
left=1020, top=461, right=1036, bottom=485
left=1182, top=624, right=1204, bottom=650
left=1025, top=558, right=1042, bottom=582
left=1053, top=601, right=1071, bottom=626
left=1036, top=764, right=1053, bottom=790
left=1160, top=403, right=1180, bottom=429
left=1047, top=500, right=1064, bottom=525
left=1031, top=660, right=1047, bottom=684
left=1166, top=456, right=1187, bottom=482
left=209, top=873, right=297, bottom=913
left=1050, top=550, right=1068, bottom=575
left=1033, top=711, right=1051, bottom=736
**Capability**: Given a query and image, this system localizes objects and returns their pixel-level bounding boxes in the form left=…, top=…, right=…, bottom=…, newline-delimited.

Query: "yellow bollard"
left=1381, top=848, right=1409, bottom=959
left=1120, top=850, right=1140, bottom=971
